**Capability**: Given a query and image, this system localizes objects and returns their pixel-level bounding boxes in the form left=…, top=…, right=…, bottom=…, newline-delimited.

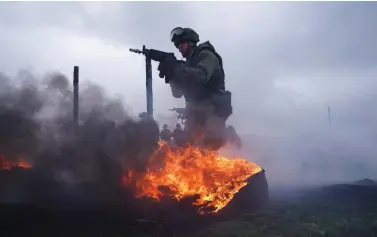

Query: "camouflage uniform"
left=169, top=41, right=229, bottom=150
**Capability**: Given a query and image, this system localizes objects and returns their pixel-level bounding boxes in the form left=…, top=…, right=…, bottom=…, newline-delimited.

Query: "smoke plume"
left=0, top=69, right=159, bottom=198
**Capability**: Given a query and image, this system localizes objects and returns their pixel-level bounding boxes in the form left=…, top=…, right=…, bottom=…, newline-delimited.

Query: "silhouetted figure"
left=160, top=124, right=172, bottom=142
left=172, top=124, right=186, bottom=147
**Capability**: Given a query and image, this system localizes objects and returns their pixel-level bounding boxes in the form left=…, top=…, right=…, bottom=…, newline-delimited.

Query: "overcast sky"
left=1, top=1, right=377, bottom=184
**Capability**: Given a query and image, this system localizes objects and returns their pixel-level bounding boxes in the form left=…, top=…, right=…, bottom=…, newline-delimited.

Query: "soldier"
left=159, top=124, right=172, bottom=142
left=172, top=123, right=185, bottom=147
left=158, top=27, right=233, bottom=151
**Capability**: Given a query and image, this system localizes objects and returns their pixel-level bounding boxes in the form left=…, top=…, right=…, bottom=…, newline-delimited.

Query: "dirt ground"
left=2, top=183, right=377, bottom=237
left=196, top=188, right=377, bottom=237
left=131, top=183, right=377, bottom=237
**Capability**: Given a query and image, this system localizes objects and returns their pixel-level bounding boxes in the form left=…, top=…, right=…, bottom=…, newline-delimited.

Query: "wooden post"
left=144, top=46, right=153, bottom=117
left=73, top=66, right=79, bottom=128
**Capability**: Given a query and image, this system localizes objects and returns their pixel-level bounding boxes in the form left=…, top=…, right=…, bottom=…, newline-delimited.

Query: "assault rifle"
left=129, top=46, right=176, bottom=63
left=129, top=46, right=177, bottom=84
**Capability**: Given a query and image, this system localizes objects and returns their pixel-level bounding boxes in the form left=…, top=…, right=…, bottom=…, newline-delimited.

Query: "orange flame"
left=0, top=156, right=32, bottom=171
left=123, top=142, right=262, bottom=214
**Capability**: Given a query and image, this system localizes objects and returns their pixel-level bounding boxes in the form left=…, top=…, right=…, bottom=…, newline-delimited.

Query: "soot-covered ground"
left=4, top=182, right=373, bottom=237
left=113, top=182, right=377, bottom=237
left=196, top=183, right=377, bottom=237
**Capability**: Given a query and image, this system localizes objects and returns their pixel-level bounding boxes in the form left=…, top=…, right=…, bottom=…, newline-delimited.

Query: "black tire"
left=219, top=169, right=269, bottom=218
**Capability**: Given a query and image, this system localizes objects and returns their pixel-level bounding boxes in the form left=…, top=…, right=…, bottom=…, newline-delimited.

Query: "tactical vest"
left=185, top=41, right=225, bottom=101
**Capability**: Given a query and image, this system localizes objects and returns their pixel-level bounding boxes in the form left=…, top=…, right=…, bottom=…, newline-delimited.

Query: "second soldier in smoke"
left=158, top=27, right=233, bottom=151
left=172, top=123, right=185, bottom=147
left=160, top=124, right=172, bottom=142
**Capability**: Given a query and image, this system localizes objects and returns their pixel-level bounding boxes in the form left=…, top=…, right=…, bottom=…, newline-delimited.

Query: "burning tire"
left=219, top=169, right=268, bottom=218
left=0, top=145, right=269, bottom=234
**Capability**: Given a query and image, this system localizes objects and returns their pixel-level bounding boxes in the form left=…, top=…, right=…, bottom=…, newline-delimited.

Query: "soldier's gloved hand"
left=157, top=63, right=167, bottom=79
left=158, top=57, right=177, bottom=82
left=158, top=70, right=165, bottom=79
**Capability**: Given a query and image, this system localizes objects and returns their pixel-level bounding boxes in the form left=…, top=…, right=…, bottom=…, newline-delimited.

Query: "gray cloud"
left=1, top=2, right=377, bottom=186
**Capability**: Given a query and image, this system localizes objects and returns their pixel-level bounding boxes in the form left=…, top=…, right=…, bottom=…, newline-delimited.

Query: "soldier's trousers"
left=184, top=101, right=226, bottom=151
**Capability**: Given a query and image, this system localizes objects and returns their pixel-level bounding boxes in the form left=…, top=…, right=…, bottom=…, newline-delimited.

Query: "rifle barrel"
left=129, top=48, right=143, bottom=54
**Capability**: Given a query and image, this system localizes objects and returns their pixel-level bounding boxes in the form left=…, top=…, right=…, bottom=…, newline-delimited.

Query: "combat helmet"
left=170, top=27, right=200, bottom=48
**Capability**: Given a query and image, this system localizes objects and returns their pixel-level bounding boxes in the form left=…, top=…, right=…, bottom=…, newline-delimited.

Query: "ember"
left=0, top=156, right=32, bottom=171
left=123, top=142, right=262, bottom=214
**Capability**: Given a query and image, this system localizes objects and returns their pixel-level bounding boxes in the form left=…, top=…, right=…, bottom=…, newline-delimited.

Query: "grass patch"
left=195, top=186, right=377, bottom=237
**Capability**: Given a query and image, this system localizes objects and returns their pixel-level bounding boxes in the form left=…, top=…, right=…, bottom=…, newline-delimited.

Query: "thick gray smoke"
left=229, top=102, right=377, bottom=189
left=0, top=69, right=159, bottom=190
left=219, top=79, right=377, bottom=189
